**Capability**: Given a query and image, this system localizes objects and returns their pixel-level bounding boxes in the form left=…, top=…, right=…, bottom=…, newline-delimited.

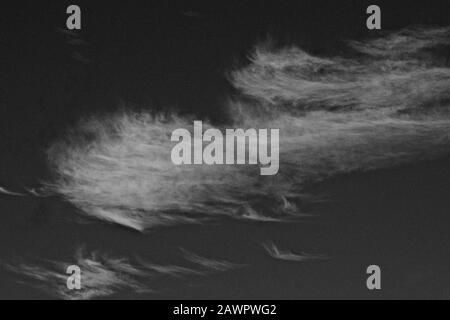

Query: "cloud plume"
left=46, top=27, right=450, bottom=231
left=2, top=247, right=241, bottom=299
left=262, top=242, right=329, bottom=262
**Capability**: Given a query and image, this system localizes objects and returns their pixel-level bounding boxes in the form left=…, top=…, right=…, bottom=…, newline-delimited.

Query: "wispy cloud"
left=0, top=185, right=53, bottom=198
left=236, top=205, right=286, bottom=222
left=348, top=27, right=450, bottom=57
left=181, top=249, right=245, bottom=272
left=0, top=186, right=25, bottom=197
left=24, top=187, right=53, bottom=197
left=45, top=27, right=450, bottom=231
left=2, top=248, right=150, bottom=299
left=262, top=242, right=330, bottom=262
left=231, top=27, right=450, bottom=111
left=1, top=247, right=242, bottom=299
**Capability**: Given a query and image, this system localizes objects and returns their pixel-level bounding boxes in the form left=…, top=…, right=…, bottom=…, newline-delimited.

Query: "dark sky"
left=0, top=0, right=449, bottom=299
left=2, top=0, right=449, bottom=125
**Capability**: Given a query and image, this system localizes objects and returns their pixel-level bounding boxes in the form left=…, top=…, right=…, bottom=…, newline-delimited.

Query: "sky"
left=0, top=0, right=449, bottom=299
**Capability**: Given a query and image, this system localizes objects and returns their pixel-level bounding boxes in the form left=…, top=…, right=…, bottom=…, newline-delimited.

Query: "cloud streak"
left=262, top=242, right=330, bottom=262
left=45, top=27, right=450, bottom=231
left=0, top=186, right=25, bottom=197
left=2, top=247, right=241, bottom=299
left=181, top=249, right=245, bottom=272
